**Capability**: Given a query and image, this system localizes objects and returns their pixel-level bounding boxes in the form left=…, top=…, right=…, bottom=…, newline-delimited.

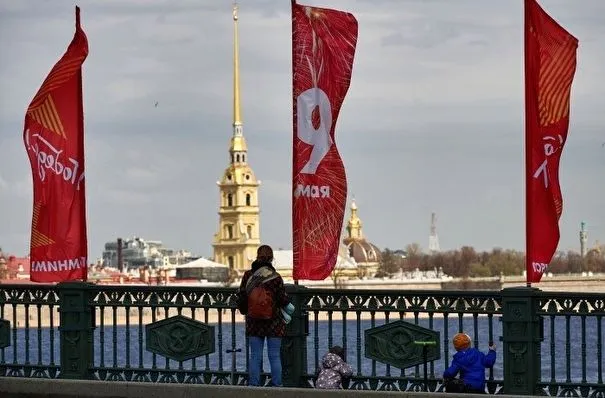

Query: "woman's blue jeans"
left=248, top=336, right=282, bottom=387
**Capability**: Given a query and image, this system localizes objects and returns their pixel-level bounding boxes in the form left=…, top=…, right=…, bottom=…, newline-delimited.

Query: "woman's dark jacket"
left=238, top=260, right=289, bottom=337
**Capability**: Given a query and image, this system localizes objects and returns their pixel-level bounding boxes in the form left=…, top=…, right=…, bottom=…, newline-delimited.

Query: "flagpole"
left=291, top=0, right=298, bottom=286
left=76, top=5, right=88, bottom=283
left=523, top=0, right=532, bottom=288
left=291, top=0, right=299, bottom=286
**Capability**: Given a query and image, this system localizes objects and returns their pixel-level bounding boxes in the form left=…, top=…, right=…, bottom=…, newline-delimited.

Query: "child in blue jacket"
left=443, top=333, right=496, bottom=394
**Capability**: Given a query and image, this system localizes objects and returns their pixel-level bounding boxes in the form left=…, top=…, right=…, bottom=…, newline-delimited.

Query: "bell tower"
left=212, top=3, right=261, bottom=273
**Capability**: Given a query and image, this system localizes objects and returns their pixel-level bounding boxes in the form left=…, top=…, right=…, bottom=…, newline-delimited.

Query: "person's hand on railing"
left=488, top=341, right=496, bottom=351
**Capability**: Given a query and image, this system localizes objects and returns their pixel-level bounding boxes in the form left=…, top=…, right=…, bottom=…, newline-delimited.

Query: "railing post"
left=57, top=281, right=96, bottom=380
left=281, top=284, right=308, bottom=387
left=501, top=286, right=543, bottom=395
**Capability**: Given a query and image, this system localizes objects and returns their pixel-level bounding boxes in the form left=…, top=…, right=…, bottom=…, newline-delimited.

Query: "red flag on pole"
left=292, top=1, right=358, bottom=280
left=23, top=6, right=89, bottom=283
left=525, top=0, right=578, bottom=283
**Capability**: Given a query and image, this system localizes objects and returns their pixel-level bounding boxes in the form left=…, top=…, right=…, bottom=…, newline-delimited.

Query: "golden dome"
left=343, top=239, right=382, bottom=264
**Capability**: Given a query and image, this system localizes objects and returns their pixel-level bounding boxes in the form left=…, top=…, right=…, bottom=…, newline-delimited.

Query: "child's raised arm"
left=482, top=344, right=497, bottom=368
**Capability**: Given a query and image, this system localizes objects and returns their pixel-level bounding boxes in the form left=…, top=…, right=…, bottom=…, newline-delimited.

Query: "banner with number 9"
left=292, top=1, right=358, bottom=280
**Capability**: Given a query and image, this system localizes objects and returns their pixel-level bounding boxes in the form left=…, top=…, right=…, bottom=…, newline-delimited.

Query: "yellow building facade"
left=212, top=4, right=260, bottom=273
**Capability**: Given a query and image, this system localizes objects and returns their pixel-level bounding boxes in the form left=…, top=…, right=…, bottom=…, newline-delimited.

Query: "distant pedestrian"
left=237, top=245, right=290, bottom=387
left=315, top=345, right=353, bottom=389
left=443, top=333, right=496, bottom=394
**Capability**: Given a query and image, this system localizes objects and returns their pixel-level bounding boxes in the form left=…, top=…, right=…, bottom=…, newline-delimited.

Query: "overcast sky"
left=0, top=0, right=604, bottom=260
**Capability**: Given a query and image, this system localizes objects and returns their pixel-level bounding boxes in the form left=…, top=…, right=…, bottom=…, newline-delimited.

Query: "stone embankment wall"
left=447, top=274, right=605, bottom=292
left=295, top=273, right=605, bottom=292
left=376, top=274, right=604, bottom=292
left=0, top=377, right=536, bottom=398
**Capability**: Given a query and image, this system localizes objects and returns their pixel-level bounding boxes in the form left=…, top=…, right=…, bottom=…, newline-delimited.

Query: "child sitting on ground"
left=315, top=346, right=353, bottom=389
left=443, top=333, right=496, bottom=394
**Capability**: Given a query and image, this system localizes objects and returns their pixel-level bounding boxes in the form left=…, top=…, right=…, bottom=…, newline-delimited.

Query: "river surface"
left=1, top=317, right=603, bottom=384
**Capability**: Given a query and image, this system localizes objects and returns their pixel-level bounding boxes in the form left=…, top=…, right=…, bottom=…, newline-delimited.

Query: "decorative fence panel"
left=0, top=282, right=603, bottom=396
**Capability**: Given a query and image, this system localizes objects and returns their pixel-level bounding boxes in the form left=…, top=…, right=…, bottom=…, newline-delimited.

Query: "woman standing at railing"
left=237, top=245, right=290, bottom=387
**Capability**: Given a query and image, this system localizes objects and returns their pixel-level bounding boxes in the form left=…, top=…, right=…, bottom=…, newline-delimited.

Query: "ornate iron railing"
left=89, top=285, right=241, bottom=384
left=299, top=289, right=502, bottom=392
left=0, top=282, right=603, bottom=396
left=535, top=292, right=604, bottom=397
left=0, top=285, right=60, bottom=378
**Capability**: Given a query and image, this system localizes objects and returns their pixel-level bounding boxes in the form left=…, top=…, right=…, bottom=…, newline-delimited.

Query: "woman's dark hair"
left=256, top=245, right=273, bottom=262
left=329, top=345, right=345, bottom=361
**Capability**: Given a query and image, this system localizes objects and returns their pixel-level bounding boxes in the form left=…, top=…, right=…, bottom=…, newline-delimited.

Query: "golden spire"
left=229, top=2, right=247, bottom=158
left=233, top=2, right=242, bottom=127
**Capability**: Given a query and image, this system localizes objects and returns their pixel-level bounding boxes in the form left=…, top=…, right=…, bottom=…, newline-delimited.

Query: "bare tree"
left=376, top=248, right=400, bottom=277
left=405, top=243, right=423, bottom=269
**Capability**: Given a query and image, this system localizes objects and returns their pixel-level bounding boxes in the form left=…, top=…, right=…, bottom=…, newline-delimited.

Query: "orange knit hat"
left=453, top=333, right=471, bottom=351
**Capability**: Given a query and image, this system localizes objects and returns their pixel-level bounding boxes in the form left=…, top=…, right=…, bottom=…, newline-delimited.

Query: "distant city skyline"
left=0, top=0, right=604, bottom=258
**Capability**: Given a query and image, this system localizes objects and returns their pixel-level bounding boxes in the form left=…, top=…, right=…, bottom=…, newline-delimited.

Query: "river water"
left=1, top=316, right=602, bottom=384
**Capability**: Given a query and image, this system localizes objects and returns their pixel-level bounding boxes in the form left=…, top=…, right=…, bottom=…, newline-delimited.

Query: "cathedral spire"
left=213, top=2, right=261, bottom=273
left=232, top=3, right=242, bottom=129
left=229, top=2, right=247, bottom=161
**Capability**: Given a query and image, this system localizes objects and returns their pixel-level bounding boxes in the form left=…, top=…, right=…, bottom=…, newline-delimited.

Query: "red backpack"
left=246, top=266, right=279, bottom=320
left=247, top=285, right=274, bottom=319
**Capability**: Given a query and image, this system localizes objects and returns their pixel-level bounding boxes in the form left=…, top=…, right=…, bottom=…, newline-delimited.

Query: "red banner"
left=525, top=0, right=578, bottom=283
left=23, top=7, right=89, bottom=283
left=292, top=1, right=358, bottom=280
